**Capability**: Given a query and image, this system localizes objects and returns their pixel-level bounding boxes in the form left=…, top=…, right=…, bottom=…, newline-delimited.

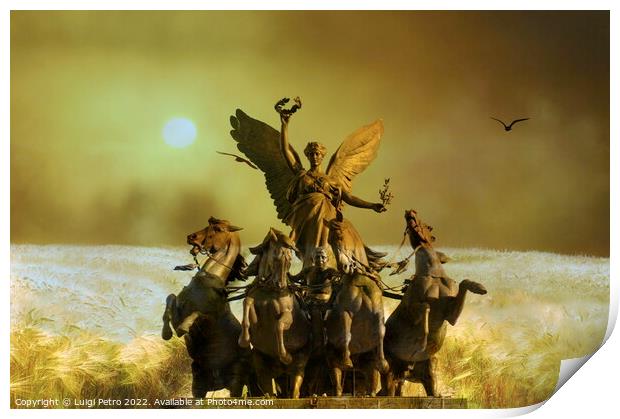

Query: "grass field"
left=10, top=244, right=609, bottom=408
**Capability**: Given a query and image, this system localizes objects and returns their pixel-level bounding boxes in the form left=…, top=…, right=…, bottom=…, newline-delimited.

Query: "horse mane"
left=226, top=253, right=248, bottom=285
left=244, top=228, right=295, bottom=288
left=364, top=245, right=388, bottom=271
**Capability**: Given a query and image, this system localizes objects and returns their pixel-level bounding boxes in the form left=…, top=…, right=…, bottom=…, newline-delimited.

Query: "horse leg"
left=291, top=369, right=304, bottom=399
left=325, top=344, right=343, bottom=396
left=331, top=366, right=344, bottom=397
left=275, top=376, right=288, bottom=398
left=394, top=360, right=409, bottom=396
left=191, top=361, right=210, bottom=399
left=417, top=356, right=440, bottom=397
left=360, top=360, right=381, bottom=397
left=246, top=370, right=263, bottom=397
left=227, top=359, right=244, bottom=397
left=381, top=357, right=400, bottom=397
left=418, top=303, right=430, bottom=352
left=370, top=368, right=381, bottom=397
left=341, top=310, right=354, bottom=369
left=294, top=344, right=312, bottom=398
left=395, top=378, right=404, bottom=396
left=446, top=280, right=487, bottom=326
left=374, top=312, right=389, bottom=374
left=161, top=294, right=176, bottom=340
left=239, top=296, right=255, bottom=348
left=273, top=300, right=293, bottom=365
left=252, top=350, right=275, bottom=397
left=380, top=368, right=390, bottom=396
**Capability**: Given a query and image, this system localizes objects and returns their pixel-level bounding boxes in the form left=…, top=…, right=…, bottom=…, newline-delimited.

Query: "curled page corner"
left=545, top=286, right=618, bottom=405
left=484, top=356, right=596, bottom=418
left=554, top=355, right=593, bottom=394
left=500, top=402, right=545, bottom=417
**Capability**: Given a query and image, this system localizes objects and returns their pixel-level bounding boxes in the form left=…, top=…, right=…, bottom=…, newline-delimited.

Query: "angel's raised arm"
left=280, top=116, right=301, bottom=173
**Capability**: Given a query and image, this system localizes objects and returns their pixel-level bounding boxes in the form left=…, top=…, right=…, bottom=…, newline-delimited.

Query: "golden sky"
left=10, top=11, right=609, bottom=256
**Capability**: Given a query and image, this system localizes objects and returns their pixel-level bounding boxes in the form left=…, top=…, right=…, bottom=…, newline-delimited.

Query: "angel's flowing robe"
left=284, top=169, right=369, bottom=269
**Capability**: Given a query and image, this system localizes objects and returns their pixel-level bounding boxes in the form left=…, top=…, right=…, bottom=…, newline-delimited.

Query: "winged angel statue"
left=229, top=98, right=386, bottom=269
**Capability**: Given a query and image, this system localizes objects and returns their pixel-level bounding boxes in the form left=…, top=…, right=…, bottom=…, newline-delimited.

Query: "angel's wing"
left=326, top=119, right=383, bottom=193
left=229, top=109, right=302, bottom=221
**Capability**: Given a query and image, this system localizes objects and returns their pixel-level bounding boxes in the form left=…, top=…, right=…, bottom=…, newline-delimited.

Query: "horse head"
left=187, top=216, right=243, bottom=256
left=187, top=217, right=246, bottom=282
left=405, top=209, right=447, bottom=277
left=249, top=228, right=298, bottom=289
left=404, top=209, right=435, bottom=248
left=324, top=217, right=359, bottom=275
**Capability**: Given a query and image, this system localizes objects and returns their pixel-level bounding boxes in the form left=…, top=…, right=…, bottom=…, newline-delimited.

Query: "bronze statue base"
left=176, top=396, right=467, bottom=409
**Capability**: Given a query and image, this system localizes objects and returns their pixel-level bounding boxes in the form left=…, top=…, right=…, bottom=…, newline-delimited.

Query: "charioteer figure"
left=290, top=247, right=340, bottom=351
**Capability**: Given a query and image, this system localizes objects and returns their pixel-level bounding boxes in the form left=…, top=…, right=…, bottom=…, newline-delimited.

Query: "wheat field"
left=10, top=244, right=609, bottom=408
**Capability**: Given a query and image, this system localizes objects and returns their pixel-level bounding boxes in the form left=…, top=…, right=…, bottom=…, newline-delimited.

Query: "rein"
left=380, top=229, right=418, bottom=272
left=383, top=230, right=409, bottom=267
left=223, top=273, right=333, bottom=303
left=343, top=232, right=421, bottom=295
left=193, top=231, right=422, bottom=302
left=196, top=247, right=235, bottom=272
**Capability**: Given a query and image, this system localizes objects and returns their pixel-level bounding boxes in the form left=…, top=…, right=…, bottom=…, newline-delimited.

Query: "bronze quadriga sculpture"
left=160, top=99, right=486, bottom=403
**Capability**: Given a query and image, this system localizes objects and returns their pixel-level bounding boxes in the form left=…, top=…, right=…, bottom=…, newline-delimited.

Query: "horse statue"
left=238, top=228, right=312, bottom=398
left=161, top=217, right=254, bottom=397
left=323, top=213, right=389, bottom=396
left=382, top=210, right=487, bottom=396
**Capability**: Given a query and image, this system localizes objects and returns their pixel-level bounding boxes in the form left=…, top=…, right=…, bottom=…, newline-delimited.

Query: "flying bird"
left=216, top=151, right=258, bottom=169
left=491, top=117, right=530, bottom=131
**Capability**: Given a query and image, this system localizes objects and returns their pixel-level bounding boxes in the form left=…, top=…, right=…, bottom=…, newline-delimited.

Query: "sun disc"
left=163, top=118, right=197, bottom=148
